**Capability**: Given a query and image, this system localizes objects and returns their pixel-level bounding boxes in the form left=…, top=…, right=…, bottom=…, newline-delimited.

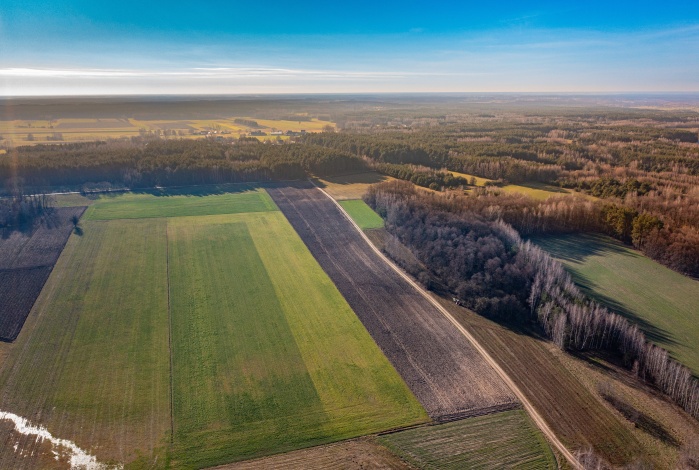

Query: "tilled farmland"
left=267, top=183, right=517, bottom=420
left=0, top=207, right=85, bottom=341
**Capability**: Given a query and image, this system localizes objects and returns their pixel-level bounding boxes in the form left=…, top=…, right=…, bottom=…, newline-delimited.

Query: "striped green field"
left=339, top=199, right=384, bottom=230
left=84, top=186, right=276, bottom=220
left=168, top=211, right=426, bottom=467
left=532, top=233, right=699, bottom=376
left=379, top=410, right=557, bottom=469
left=0, top=187, right=426, bottom=469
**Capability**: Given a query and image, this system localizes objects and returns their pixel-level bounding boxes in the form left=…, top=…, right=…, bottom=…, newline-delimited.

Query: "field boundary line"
left=310, top=180, right=582, bottom=470
left=165, top=221, right=175, bottom=444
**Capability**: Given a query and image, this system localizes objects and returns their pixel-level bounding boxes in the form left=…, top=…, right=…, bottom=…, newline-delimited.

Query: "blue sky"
left=1, top=1, right=698, bottom=95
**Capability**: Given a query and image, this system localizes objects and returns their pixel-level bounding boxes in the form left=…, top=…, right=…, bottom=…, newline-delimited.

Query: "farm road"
left=267, top=183, right=516, bottom=420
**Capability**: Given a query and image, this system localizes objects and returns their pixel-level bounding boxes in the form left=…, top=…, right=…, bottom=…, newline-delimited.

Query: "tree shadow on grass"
left=598, top=385, right=680, bottom=447
left=518, top=182, right=570, bottom=194
left=529, top=233, right=632, bottom=265
left=529, top=233, right=680, bottom=350
left=314, top=171, right=389, bottom=188
left=89, top=182, right=264, bottom=200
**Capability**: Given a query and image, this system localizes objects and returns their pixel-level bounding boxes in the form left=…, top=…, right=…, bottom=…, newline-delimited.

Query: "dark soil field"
left=267, top=183, right=517, bottom=420
left=434, top=296, right=649, bottom=466
left=0, top=207, right=85, bottom=341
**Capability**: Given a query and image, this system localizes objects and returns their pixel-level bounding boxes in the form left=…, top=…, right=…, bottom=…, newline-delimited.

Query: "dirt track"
left=318, top=183, right=583, bottom=470
left=267, top=183, right=516, bottom=420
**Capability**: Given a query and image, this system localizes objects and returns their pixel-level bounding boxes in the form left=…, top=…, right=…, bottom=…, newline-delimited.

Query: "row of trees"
left=0, top=139, right=367, bottom=193
left=365, top=180, right=699, bottom=421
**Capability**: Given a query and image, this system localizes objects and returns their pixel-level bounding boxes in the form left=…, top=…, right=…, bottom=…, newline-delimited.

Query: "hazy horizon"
left=2, top=1, right=699, bottom=95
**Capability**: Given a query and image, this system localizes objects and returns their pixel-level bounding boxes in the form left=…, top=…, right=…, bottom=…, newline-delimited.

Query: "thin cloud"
left=0, top=67, right=453, bottom=80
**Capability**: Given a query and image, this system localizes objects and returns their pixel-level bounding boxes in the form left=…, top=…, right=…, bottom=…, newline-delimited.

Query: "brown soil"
left=0, top=207, right=86, bottom=341
left=267, top=183, right=516, bottom=420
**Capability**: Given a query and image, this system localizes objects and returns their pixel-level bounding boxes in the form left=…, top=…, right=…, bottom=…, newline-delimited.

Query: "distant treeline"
left=302, top=131, right=563, bottom=183
left=0, top=139, right=365, bottom=192
left=365, top=180, right=699, bottom=421
left=232, top=118, right=262, bottom=128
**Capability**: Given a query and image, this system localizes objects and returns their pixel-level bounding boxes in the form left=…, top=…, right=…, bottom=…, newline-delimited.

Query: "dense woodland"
left=0, top=139, right=364, bottom=191
left=365, top=180, right=699, bottom=422
left=302, top=114, right=699, bottom=276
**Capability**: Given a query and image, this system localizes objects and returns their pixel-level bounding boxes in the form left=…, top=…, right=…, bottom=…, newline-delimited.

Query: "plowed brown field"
left=267, top=183, right=517, bottom=420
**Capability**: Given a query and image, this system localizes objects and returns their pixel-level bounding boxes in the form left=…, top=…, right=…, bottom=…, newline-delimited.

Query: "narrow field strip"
left=85, top=187, right=277, bottom=220
left=379, top=410, right=557, bottom=469
left=338, top=199, right=384, bottom=230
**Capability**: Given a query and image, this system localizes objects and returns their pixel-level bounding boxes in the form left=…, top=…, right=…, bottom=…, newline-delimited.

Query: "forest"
left=365, top=180, right=699, bottom=423
left=301, top=113, right=699, bottom=277
left=0, top=138, right=364, bottom=192
left=2, top=102, right=698, bottom=275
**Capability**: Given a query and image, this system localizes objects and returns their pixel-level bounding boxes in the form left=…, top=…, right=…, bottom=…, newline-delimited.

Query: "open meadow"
left=532, top=233, right=699, bottom=377
left=0, top=186, right=426, bottom=469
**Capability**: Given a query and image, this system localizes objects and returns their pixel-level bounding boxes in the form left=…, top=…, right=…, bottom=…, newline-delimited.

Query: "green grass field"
left=532, top=233, right=699, bottom=376
left=0, top=219, right=171, bottom=466
left=339, top=199, right=385, bottom=230
left=168, top=212, right=426, bottom=467
left=84, top=186, right=276, bottom=220
left=379, top=410, right=557, bottom=469
left=0, top=187, right=426, bottom=468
